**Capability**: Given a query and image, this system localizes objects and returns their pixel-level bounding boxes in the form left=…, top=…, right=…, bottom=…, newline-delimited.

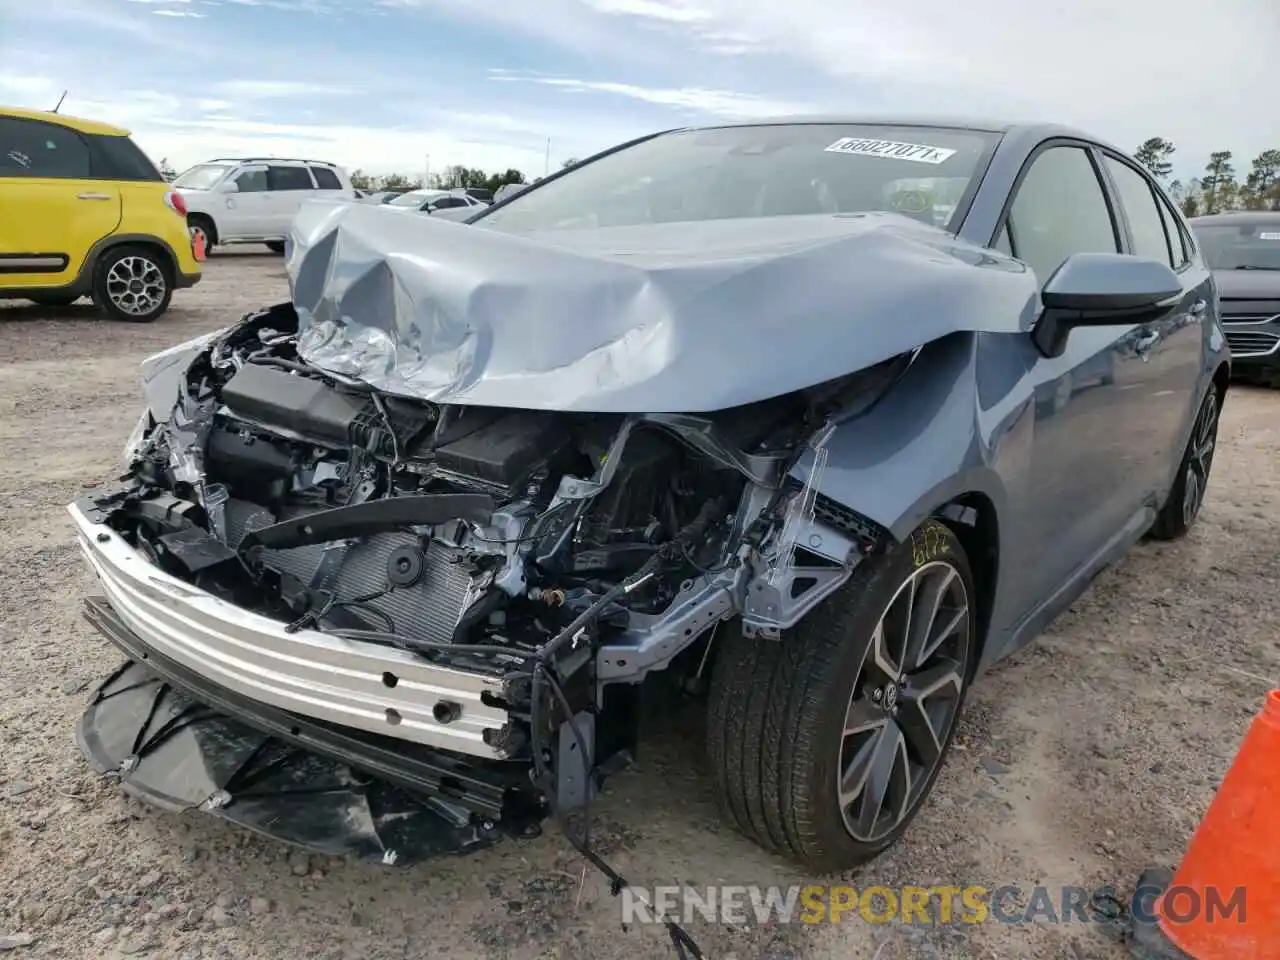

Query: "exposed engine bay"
left=74, top=301, right=903, bottom=889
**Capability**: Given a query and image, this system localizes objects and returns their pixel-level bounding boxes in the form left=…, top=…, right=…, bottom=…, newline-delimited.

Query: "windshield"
left=479, top=123, right=996, bottom=233
left=1192, top=221, right=1280, bottom=270
left=173, top=163, right=231, bottom=190
left=388, top=190, right=445, bottom=208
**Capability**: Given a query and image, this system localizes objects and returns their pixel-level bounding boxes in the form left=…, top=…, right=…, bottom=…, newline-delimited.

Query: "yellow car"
left=0, top=105, right=201, bottom=322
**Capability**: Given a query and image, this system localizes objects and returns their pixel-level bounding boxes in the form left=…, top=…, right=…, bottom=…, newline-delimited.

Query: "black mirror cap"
left=1042, top=252, right=1181, bottom=313
left=1033, top=253, right=1183, bottom=358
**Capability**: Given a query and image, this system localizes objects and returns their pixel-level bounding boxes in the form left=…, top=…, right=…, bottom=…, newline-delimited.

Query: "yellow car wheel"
left=92, top=245, right=173, bottom=323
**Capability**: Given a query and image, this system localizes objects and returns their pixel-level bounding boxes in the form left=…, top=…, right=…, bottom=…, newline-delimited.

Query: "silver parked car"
left=70, top=118, right=1226, bottom=901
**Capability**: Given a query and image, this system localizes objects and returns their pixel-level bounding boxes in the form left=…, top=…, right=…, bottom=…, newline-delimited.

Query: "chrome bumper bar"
left=69, top=502, right=512, bottom=759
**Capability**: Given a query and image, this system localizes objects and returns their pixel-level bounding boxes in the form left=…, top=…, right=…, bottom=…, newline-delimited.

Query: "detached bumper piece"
left=78, top=597, right=545, bottom=865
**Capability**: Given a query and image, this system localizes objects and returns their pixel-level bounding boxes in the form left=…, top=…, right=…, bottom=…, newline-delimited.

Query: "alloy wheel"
left=837, top=560, right=970, bottom=843
left=105, top=256, right=167, bottom=318
left=1182, top=390, right=1219, bottom=527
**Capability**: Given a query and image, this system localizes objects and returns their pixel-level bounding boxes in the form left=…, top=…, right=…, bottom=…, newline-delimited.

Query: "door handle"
left=77, top=192, right=112, bottom=201
left=1134, top=331, right=1161, bottom=356
left=1190, top=299, right=1207, bottom=316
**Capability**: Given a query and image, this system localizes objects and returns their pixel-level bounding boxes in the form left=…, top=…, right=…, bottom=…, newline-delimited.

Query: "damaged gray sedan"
left=70, top=119, right=1228, bottom=883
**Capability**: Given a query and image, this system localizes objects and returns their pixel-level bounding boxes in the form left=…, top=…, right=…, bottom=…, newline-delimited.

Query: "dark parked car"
left=1189, top=212, right=1280, bottom=384
left=70, top=119, right=1227, bottom=888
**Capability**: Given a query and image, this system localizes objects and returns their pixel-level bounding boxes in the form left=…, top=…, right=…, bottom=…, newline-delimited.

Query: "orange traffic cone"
left=1126, top=689, right=1280, bottom=958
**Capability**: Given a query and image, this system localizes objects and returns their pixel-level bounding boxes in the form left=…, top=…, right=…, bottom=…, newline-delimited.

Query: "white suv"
left=172, top=158, right=354, bottom=254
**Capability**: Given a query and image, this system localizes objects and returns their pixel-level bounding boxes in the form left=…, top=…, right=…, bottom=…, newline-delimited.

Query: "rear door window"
left=267, top=165, right=315, bottom=191
left=310, top=166, right=342, bottom=189
left=0, top=117, right=91, bottom=178
left=1155, top=196, right=1190, bottom=268
left=87, top=134, right=163, bottom=182
left=1103, top=156, right=1174, bottom=267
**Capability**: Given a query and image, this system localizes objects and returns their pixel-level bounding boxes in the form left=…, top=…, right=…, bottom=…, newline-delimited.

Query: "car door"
left=221, top=165, right=270, bottom=239
left=265, top=165, right=316, bottom=236
left=1098, top=153, right=1211, bottom=506
left=994, top=143, right=1153, bottom=611
left=0, top=116, right=120, bottom=290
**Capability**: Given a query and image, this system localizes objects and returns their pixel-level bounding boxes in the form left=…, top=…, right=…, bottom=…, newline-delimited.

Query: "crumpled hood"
left=286, top=199, right=1038, bottom=413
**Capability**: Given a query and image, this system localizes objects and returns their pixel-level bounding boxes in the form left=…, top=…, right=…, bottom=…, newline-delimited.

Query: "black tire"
left=707, top=518, right=977, bottom=873
left=265, top=241, right=286, bottom=254
left=187, top=215, right=216, bottom=256
left=26, top=292, right=81, bottom=307
left=1149, top=383, right=1221, bottom=540
left=92, top=245, right=174, bottom=323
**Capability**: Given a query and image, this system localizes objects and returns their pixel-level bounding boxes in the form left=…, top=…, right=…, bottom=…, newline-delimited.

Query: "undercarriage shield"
left=77, top=660, right=503, bottom=865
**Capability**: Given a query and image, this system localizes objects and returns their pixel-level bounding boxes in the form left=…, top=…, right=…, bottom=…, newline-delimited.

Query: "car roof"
left=207, top=157, right=340, bottom=167
left=1189, top=211, right=1280, bottom=226
left=668, top=115, right=1126, bottom=154
left=0, top=104, right=130, bottom=136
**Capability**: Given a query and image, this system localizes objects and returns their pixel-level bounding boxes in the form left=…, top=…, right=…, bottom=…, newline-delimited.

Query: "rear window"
left=310, top=166, right=342, bottom=189
left=1192, top=221, right=1280, bottom=271
left=87, top=134, right=163, bottom=182
left=480, top=123, right=997, bottom=233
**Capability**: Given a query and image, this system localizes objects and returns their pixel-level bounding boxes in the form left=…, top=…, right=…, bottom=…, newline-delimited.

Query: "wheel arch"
left=186, top=212, right=219, bottom=245
left=88, top=234, right=180, bottom=284
left=933, top=491, right=1000, bottom=680
left=1211, top=360, right=1230, bottom=403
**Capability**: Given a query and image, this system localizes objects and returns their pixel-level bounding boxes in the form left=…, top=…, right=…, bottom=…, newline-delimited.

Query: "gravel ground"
left=1, top=252, right=1277, bottom=960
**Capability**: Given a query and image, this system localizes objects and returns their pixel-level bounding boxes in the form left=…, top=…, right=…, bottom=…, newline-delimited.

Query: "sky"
left=0, top=0, right=1274, bottom=182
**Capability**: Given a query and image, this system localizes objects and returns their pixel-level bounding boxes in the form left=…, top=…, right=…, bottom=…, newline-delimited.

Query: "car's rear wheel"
left=707, top=519, right=975, bottom=872
left=265, top=241, right=286, bottom=254
left=92, top=245, right=173, bottom=323
left=1150, top=384, right=1221, bottom=541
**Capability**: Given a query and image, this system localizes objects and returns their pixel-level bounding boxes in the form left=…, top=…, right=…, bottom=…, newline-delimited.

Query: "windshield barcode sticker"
left=824, top=138, right=957, bottom=164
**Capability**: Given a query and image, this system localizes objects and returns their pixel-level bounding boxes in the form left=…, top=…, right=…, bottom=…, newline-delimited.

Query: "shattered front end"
left=70, top=208, right=901, bottom=868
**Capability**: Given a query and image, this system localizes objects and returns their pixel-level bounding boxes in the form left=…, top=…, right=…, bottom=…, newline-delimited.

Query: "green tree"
left=561, top=157, right=579, bottom=169
left=349, top=168, right=374, bottom=191
left=376, top=172, right=421, bottom=191
left=1242, top=149, right=1280, bottom=210
left=156, top=157, right=177, bottom=181
left=1201, top=152, right=1237, bottom=214
left=483, top=168, right=526, bottom=194
left=1134, top=138, right=1175, bottom=181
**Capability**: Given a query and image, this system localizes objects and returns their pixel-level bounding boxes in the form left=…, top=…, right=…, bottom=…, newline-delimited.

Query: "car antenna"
left=51, top=90, right=68, bottom=113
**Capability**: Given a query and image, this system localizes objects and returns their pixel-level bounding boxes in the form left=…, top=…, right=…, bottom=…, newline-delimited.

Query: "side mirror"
left=1033, top=253, right=1181, bottom=357
left=218, top=180, right=240, bottom=194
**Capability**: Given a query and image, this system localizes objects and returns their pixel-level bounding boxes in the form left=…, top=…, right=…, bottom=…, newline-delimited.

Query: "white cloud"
left=152, top=9, right=207, bottom=16
left=581, top=0, right=1277, bottom=164
left=489, top=71, right=811, bottom=119
left=216, top=80, right=346, bottom=98
left=583, top=0, right=711, bottom=23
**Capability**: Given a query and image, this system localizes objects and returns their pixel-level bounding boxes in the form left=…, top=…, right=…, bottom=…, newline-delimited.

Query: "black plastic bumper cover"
left=77, top=596, right=541, bottom=864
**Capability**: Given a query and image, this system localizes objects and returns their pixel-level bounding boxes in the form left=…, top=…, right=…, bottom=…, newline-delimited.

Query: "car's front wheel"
left=92, top=245, right=173, bottom=323
left=707, top=519, right=976, bottom=872
left=1149, top=383, right=1221, bottom=540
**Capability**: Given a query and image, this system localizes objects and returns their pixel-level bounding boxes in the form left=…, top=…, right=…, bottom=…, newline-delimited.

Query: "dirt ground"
left=1, top=252, right=1277, bottom=960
